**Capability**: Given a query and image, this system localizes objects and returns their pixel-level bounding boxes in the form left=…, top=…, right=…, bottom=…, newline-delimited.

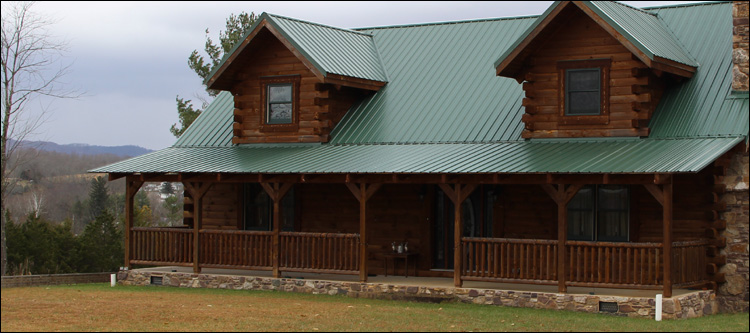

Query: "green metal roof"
left=96, top=2, right=747, bottom=176
left=584, top=1, right=698, bottom=67
left=206, top=12, right=387, bottom=87
left=173, top=91, right=234, bottom=148
left=92, top=137, right=742, bottom=174
left=493, top=1, right=698, bottom=71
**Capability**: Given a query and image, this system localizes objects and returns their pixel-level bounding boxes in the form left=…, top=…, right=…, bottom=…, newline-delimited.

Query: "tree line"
left=5, top=176, right=182, bottom=275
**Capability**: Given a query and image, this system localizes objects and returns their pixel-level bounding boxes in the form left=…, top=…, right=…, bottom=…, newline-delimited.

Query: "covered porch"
left=117, top=169, right=725, bottom=299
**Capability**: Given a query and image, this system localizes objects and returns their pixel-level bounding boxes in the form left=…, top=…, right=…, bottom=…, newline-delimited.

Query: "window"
left=565, top=68, right=601, bottom=115
left=260, top=75, right=300, bottom=131
left=242, top=184, right=295, bottom=231
left=567, top=185, right=629, bottom=242
left=266, top=84, right=293, bottom=124
left=557, top=59, right=611, bottom=125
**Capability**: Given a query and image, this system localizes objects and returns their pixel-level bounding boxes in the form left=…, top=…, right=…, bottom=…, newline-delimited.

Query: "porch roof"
left=91, top=136, right=742, bottom=175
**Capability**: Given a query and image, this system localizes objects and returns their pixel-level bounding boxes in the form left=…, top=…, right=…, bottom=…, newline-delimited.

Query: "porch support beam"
left=124, top=176, right=143, bottom=270
left=438, top=183, right=478, bottom=287
left=184, top=181, right=213, bottom=274
left=261, top=182, right=293, bottom=278
left=541, top=183, right=583, bottom=293
left=346, top=182, right=382, bottom=282
left=642, top=175, right=674, bottom=298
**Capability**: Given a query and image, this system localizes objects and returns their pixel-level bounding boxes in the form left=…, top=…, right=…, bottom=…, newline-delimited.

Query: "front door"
left=431, top=186, right=495, bottom=270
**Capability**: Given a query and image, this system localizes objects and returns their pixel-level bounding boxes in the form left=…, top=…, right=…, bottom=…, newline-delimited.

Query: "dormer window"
left=260, top=75, right=300, bottom=131
left=565, top=68, right=600, bottom=115
left=558, top=59, right=611, bottom=125
left=267, top=83, right=293, bottom=124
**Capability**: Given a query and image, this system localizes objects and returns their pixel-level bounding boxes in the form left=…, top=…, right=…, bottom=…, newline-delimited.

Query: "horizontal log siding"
left=229, top=29, right=362, bottom=144
left=521, top=8, right=664, bottom=138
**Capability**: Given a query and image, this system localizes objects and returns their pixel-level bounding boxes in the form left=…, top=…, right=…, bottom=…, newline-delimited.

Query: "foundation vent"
left=150, top=276, right=163, bottom=286
left=599, top=301, right=619, bottom=313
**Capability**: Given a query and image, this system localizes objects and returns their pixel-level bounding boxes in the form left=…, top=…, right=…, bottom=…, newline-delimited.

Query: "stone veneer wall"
left=118, top=269, right=716, bottom=320
left=733, top=1, right=749, bottom=91
left=718, top=150, right=750, bottom=312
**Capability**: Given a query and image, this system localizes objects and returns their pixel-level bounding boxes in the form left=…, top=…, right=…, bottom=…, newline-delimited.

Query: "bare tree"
left=1, top=1, right=79, bottom=276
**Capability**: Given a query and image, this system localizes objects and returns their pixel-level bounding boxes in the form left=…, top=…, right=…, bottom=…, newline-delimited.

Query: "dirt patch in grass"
left=1, top=284, right=747, bottom=332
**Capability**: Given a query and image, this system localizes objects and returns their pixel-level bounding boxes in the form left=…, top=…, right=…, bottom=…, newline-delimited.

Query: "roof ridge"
left=353, top=14, right=538, bottom=32
left=642, top=0, right=729, bottom=11
left=267, top=13, right=373, bottom=37
left=607, top=1, right=657, bottom=17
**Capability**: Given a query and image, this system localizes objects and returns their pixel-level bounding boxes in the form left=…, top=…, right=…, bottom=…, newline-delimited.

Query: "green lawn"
left=1, top=283, right=747, bottom=332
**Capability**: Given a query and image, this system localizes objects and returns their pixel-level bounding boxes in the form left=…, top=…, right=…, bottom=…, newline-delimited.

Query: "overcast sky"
left=16, top=1, right=703, bottom=150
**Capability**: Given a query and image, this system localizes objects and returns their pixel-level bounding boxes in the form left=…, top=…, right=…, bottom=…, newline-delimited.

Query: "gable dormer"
left=205, top=13, right=388, bottom=144
left=495, top=1, right=698, bottom=139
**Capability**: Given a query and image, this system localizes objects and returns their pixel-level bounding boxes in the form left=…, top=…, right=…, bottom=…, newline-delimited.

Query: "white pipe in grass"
left=655, top=294, right=663, bottom=321
left=110, top=273, right=116, bottom=287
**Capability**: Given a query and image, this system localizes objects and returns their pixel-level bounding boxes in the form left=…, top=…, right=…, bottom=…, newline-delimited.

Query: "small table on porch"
left=383, top=252, right=418, bottom=278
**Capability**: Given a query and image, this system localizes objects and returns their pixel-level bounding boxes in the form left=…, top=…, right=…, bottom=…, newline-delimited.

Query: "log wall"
left=520, top=8, right=666, bottom=138
left=229, top=28, right=365, bottom=144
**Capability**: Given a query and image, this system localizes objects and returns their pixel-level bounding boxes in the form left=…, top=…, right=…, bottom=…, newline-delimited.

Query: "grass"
left=1, top=283, right=747, bottom=332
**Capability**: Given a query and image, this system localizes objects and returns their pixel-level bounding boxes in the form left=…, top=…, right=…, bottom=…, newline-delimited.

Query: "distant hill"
left=10, top=139, right=155, bottom=157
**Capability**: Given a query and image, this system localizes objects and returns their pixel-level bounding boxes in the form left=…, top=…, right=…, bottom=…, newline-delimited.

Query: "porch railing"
left=462, top=237, right=710, bottom=290
left=200, top=230, right=273, bottom=270
left=461, top=237, right=558, bottom=284
left=131, top=227, right=193, bottom=266
left=280, top=232, right=360, bottom=274
left=566, top=240, right=662, bottom=288
left=672, top=240, right=710, bottom=287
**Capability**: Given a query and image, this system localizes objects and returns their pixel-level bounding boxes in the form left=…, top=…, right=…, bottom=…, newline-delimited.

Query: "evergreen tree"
left=77, top=211, right=122, bottom=273
left=160, top=182, right=175, bottom=196
left=171, top=11, right=257, bottom=137
left=163, top=195, right=183, bottom=226
left=6, top=214, right=78, bottom=275
left=88, top=176, right=109, bottom=221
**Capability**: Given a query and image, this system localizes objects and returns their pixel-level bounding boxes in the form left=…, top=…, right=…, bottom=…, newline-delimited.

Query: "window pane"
left=568, top=69, right=599, bottom=90
left=244, top=184, right=271, bottom=231
left=268, top=85, right=292, bottom=102
left=268, top=103, right=292, bottom=123
left=567, top=186, right=595, bottom=241
left=568, top=91, right=600, bottom=115
left=597, top=186, right=629, bottom=242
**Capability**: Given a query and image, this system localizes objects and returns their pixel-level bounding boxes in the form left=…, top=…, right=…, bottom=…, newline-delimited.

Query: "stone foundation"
left=719, top=150, right=750, bottom=312
left=119, top=269, right=716, bottom=320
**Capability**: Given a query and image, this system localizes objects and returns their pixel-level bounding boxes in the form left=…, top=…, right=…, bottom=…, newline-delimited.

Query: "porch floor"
left=136, top=266, right=698, bottom=298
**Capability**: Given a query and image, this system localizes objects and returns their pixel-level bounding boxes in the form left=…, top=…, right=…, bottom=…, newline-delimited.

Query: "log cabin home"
left=94, top=1, right=749, bottom=315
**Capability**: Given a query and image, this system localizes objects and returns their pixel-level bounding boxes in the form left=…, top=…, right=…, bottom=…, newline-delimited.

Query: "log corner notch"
left=541, top=183, right=583, bottom=293
left=438, top=183, right=478, bottom=287
left=643, top=173, right=674, bottom=298
left=124, top=176, right=144, bottom=270
left=260, top=182, right=294, bottom=278
left=183, top=181, right=214, bottom=274
left=345, top=182, right=382, bottom=283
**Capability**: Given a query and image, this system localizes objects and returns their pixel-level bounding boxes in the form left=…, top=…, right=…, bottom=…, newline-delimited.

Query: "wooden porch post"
left=542, top=183, right=582, bottom=293
left=261, top=182, right=293, bottom=278
left=346, top=182, right=382, bottom=282
left=663, top=181, right=673, bottom=298
left=124, top=176, right=143, bottom=269
left=438, top=183, right=477, bottom=287
left=644, top=174, right=673, bottom=298
left=184, top=182, right=213, bottom=274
